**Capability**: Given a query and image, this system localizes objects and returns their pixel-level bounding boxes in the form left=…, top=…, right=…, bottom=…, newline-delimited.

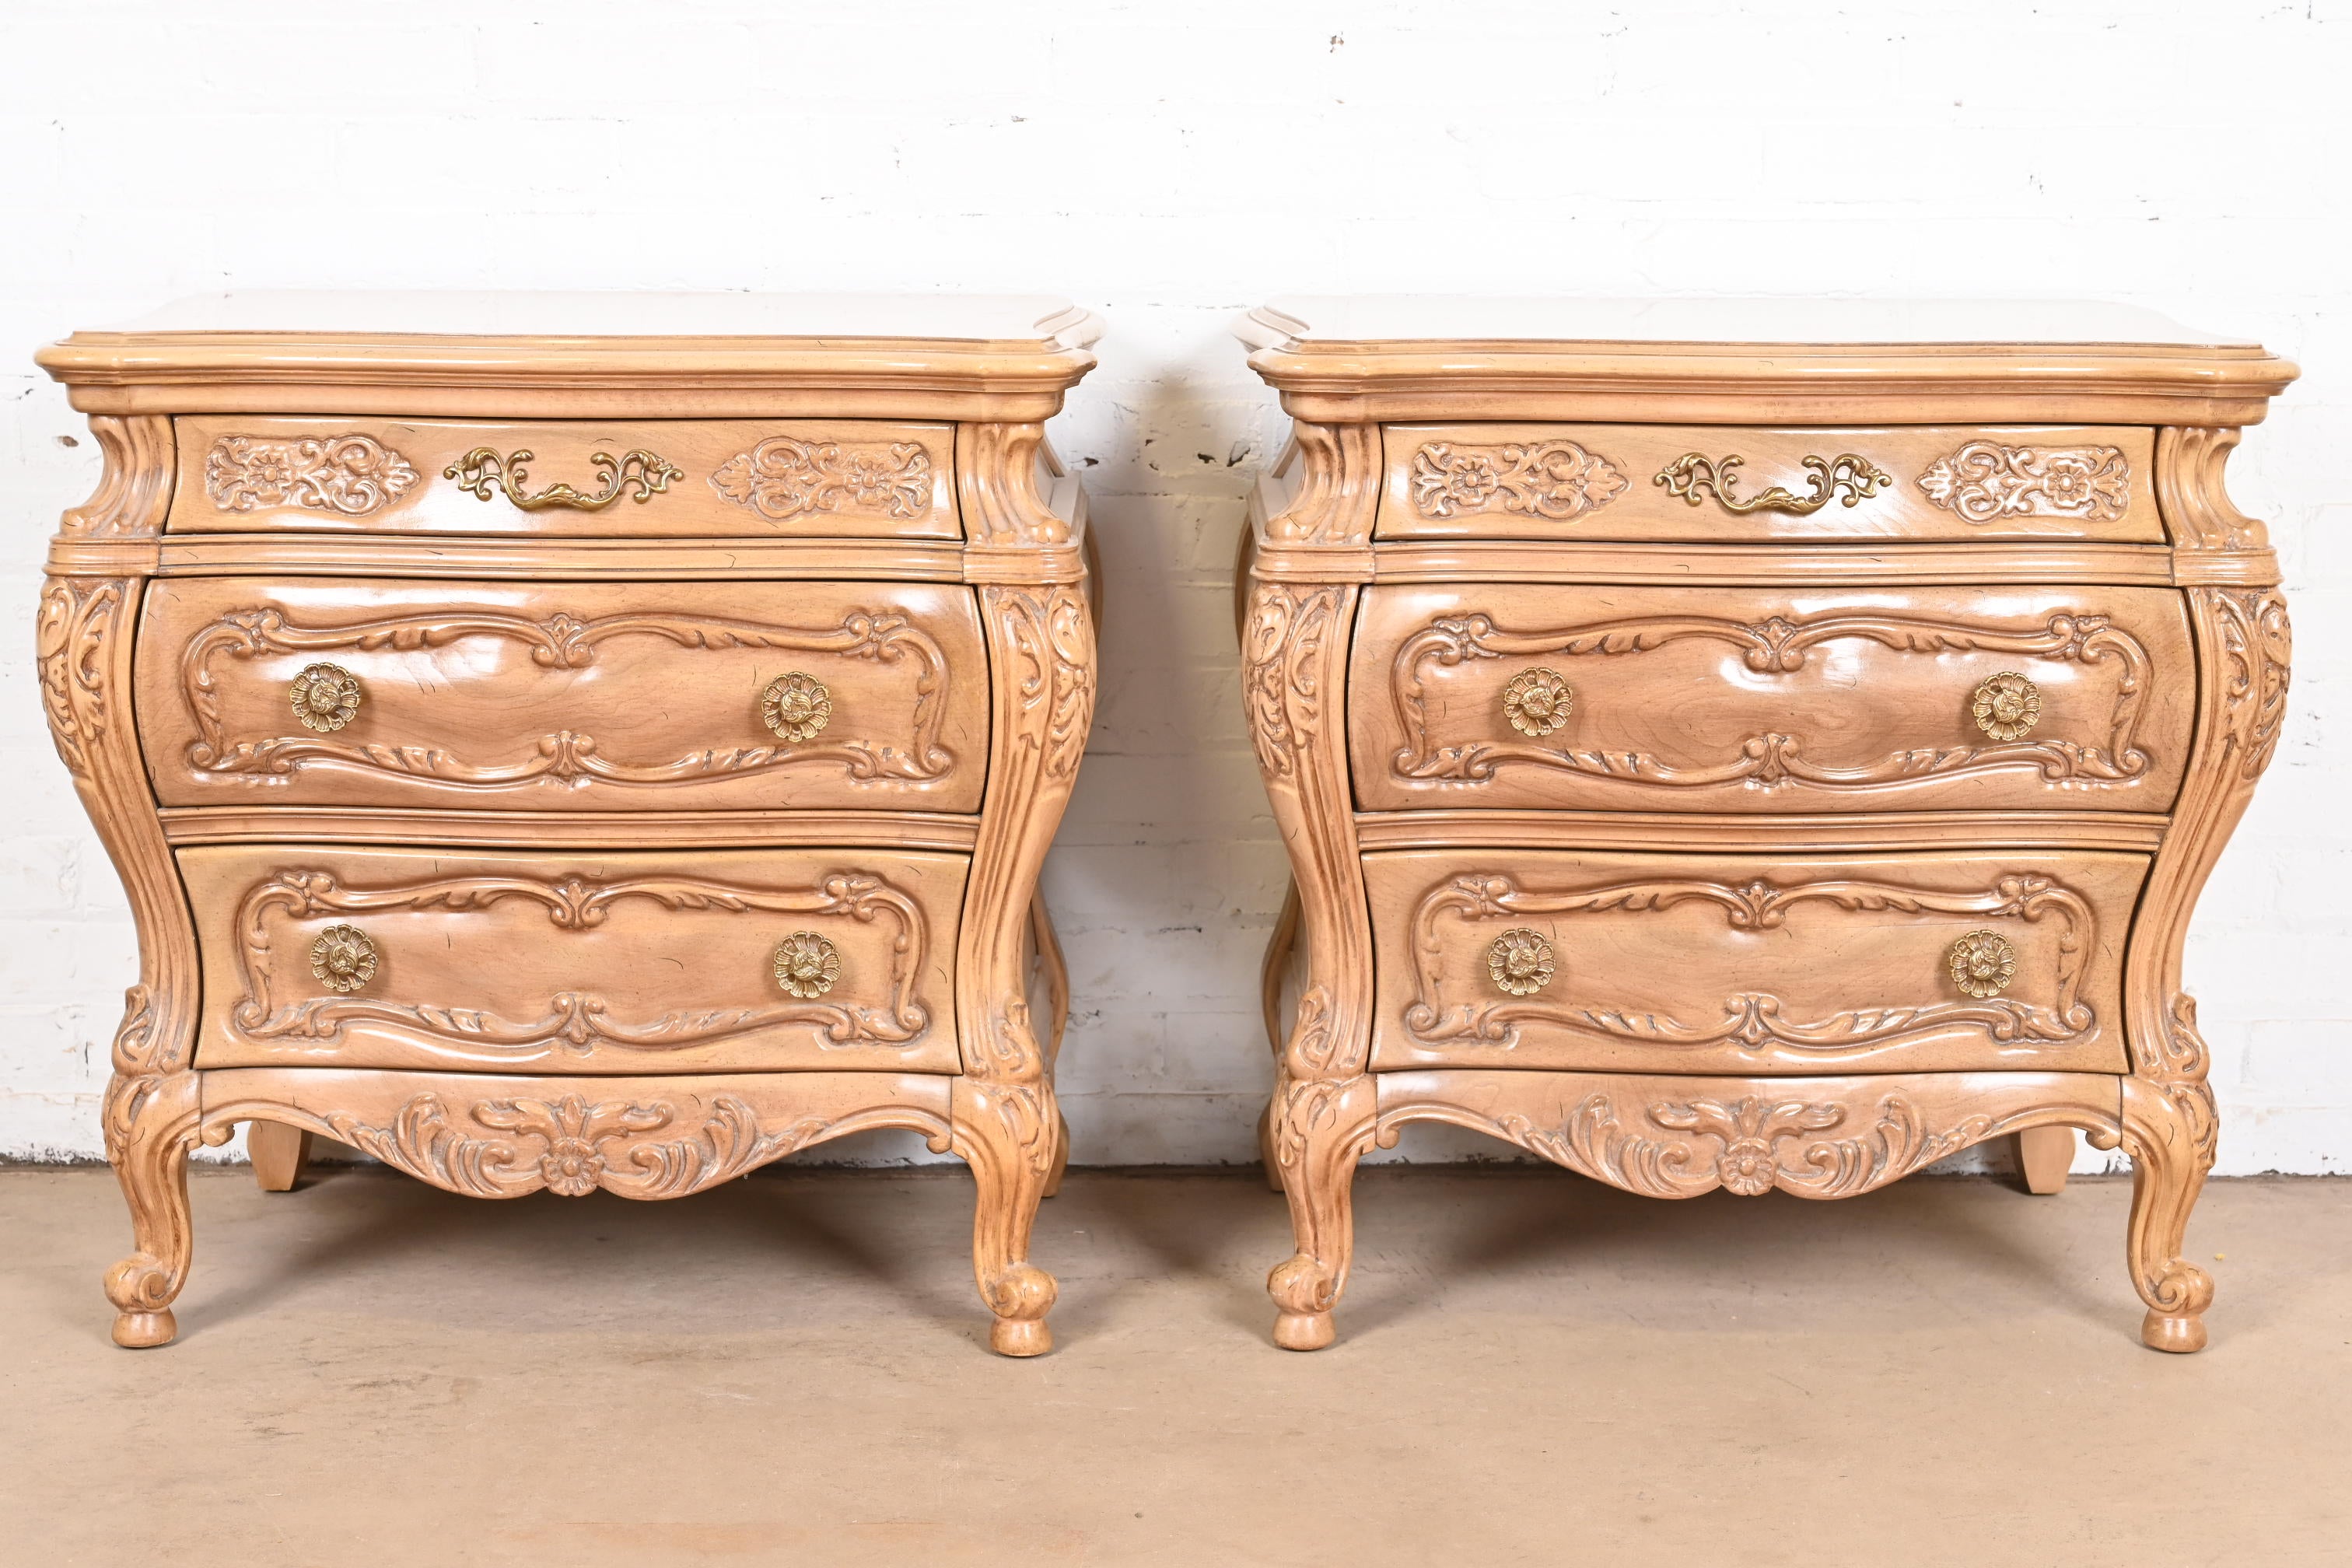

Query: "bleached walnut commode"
left=1235, top=299, right=2294, bottom=1353
left=37, top=293, right=1100, bottom=1355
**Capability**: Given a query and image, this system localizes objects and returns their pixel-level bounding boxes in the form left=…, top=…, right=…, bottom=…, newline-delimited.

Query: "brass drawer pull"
left=289, top=662, right=364, bottom=733
left=773, top=932, right=842, bottom=999
left=1948, top=929, right=2017, bottom=998
left=1486, top=928, right=1556, bottom=996
left=310, top=923, right=379, bottom=993
left=1502, top=667, right=1573, bottom=737
left=761, top=672, right=833, bottom=741
left=445, top=447, right=684, bottom=512
left=1655, top=453, right=1893, bottom=516
left=1972, top=671, right=2042, bottom=740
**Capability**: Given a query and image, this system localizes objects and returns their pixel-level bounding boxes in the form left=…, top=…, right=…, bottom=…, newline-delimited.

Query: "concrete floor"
left=2, top=1166, right=2345, bottom=1566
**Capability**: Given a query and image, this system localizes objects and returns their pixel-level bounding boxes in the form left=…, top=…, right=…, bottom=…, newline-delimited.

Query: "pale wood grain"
left=1237, top=316, right=2291, bottom=1353
left=2014, top=1125, right=2075, bottom=1194
left=40, top=308, right=1098, bottom=1353
left=136, top=576, right=991, bottom=814
left=245, top=1119, right=311, bottom=1192
left=1377, top=424, right=2163, bottom=544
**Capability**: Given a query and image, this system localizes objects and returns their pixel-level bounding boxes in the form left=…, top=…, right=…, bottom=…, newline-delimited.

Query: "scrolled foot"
left=982, top=1262, right=1057, bottom=1358
left=1269, top=1253, right=1339, bottom=1351
left=2142, top=1309, right=2208, bottom=1354
left=112, top=1309, right=177, bottom=1349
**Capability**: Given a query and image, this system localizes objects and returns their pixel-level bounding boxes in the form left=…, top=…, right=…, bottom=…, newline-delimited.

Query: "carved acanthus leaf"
left=1916, top=441, right=2131, bottom=523
left=1410, top=439, right=1627, bottom=521
left=709, top=436, right=932, bottom=521
left=205, top=433, right=420, bottom=516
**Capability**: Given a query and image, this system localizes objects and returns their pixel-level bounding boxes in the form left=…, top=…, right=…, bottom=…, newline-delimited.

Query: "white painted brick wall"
left=2, top=0, right=2345, bottom=1174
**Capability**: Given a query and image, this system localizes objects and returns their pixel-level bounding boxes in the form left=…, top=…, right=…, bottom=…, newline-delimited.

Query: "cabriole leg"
left=1266, top=1074, right=1377, bottom=1351
left=2116, top=1076, right=2217, bottom=1353
left=952, top=1079, right=1060, bottom=1357
left=103, top=1071, right=202, bottom=1349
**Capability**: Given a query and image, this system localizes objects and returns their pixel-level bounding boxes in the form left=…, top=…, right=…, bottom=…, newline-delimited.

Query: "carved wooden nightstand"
left=37, top=293, right=1101, bottom=1355
left=1235, top=298, right=2295, bottom=1353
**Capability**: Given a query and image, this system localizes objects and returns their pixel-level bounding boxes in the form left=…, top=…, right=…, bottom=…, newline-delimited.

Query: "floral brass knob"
left=773, top=932, right=842, bottom=999
left=310, top=923, right=379, bottom=993
left=761, top=672, right=833, bottom=742
left=1971, top=671, right=2042, bottom=741
left=1948, top=929, right=2018, bottom=999
left=289, top=662, right=364, bottom=733
left=1502, top=667, right=1573, bottom=737
left=1486, top=928, right=1556, bottom=997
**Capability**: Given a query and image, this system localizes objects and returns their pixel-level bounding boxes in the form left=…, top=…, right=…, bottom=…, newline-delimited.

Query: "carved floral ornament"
left=710, top=436, right=933, bottom=521
left=1410, top=439, right=1628, bottom=521
left=1917, top=442, right=2131, bottom=523
left=233, top=866, right=931, bottom=1055
left=1390, top=607, right=2153, bottom=793
left=205, top=433, right=421, bottom=516
left=1407, top=869, right=2091, bottom=1055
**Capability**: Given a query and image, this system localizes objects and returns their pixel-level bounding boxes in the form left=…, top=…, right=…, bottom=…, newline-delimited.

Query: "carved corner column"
left=1245, top=420, right=1381, bottom=1350
left=38, top=415, right=205, bottom=1348
left=2100, top=429, right=2294, bottom=1352
left=953, top=422, right=1095, bottom=1355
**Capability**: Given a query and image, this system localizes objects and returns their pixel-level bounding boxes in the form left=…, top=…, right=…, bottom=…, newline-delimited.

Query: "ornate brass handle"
left=773, top=932, right=842, bottom=998
left=1486, top=928, right=1556, bottom=996
left=1502, top=667, right=1573, bottom=737
left=1971, top=671, right=2042, bottom=740
left=1948, top=929, right=2016, bottom=998
left=1654, top=453, right=1894, bottom=516
left=289, top=662, right=364, bottom=733
left=444, top=448, right=684, bottom=511
left=311, top=923, right=379, bottom=994
left=761, top=672, right=833, bottom=741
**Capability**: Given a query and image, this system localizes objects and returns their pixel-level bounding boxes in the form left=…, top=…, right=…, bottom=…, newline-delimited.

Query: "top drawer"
left=167, top=416, right=960, bottom=540
left=1377, top=424, right=2162, bottom=544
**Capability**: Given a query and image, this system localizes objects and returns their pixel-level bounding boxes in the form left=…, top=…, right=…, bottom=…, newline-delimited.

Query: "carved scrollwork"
left=1388, top=607, right=2154, bottom=791
left=36, top=576, right=124, bottom=784
left=2207, top=587, right=2292, bottom=781
left=1917, top=440, right=2131, bottom=523
left=229, top=867, right=932, bottom=1055
left=205, top=433, right=421, bottom=516
left=709, top=436, right=932, bottom=521
left=180, top=605, right=953, bottom=787
left=1410, top=439, right=1627, bottom=521
left=1405, top=868, right=2095, bottom=1054
left=329, top=1091, right=855, bottom=1200
left=1456, top=1091, right=2004, bottom=1200
left=1243, top=583, right=1348, bottom=782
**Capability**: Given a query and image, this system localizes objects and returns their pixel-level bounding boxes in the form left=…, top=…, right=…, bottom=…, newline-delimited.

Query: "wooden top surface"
left=1234, top=297, right=2296, bottom=425
left=36, top=292, right=1105, bottom=418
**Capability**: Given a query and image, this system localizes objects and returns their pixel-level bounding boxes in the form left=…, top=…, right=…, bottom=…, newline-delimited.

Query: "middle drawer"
left=1350, top=583, right=2196, bottom=814
left=138, top=578, right=990, bottom=814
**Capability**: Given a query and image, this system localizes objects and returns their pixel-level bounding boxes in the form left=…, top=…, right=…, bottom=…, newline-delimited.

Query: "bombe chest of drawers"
left=1235, top=298, right=2295, bottom=1353
left=37, top=292, right=1100, bottom=1355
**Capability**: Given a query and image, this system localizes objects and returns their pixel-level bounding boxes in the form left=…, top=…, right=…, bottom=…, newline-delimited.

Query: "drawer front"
left=1349, top=584, right=2196, bottom=814
left=1377, top=425, right=2162, bottom=542
left=169, top=417, right=959, bottom=539
left=137, top=578, right=989, bottom=813
left=1366, top=847, right=2141, bottom=1076
left=184, top=845, right=966, bottom=1074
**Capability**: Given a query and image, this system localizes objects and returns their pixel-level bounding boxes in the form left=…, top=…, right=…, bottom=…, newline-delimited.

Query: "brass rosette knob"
left=1486, top=927, right=1556, bottom=997
left=773, top=932, right=842, bottom=999
left=289, top=662, right=364, bottom=733
left=310, top=923, right=379, bottom=994
left=1502, top=667, right=1573, bottom=737
left=761, top=672, right=833, bottom=742
left=1948, top=929, right=2018, bottom=999
left=1971, top=671, right=2042, bottom=741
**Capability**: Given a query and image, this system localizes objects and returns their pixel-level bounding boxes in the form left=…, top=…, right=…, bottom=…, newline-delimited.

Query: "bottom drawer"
left=184, top=844, right=968, bottom=1074
left=1366, top=846, right=2143, bottom=1076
